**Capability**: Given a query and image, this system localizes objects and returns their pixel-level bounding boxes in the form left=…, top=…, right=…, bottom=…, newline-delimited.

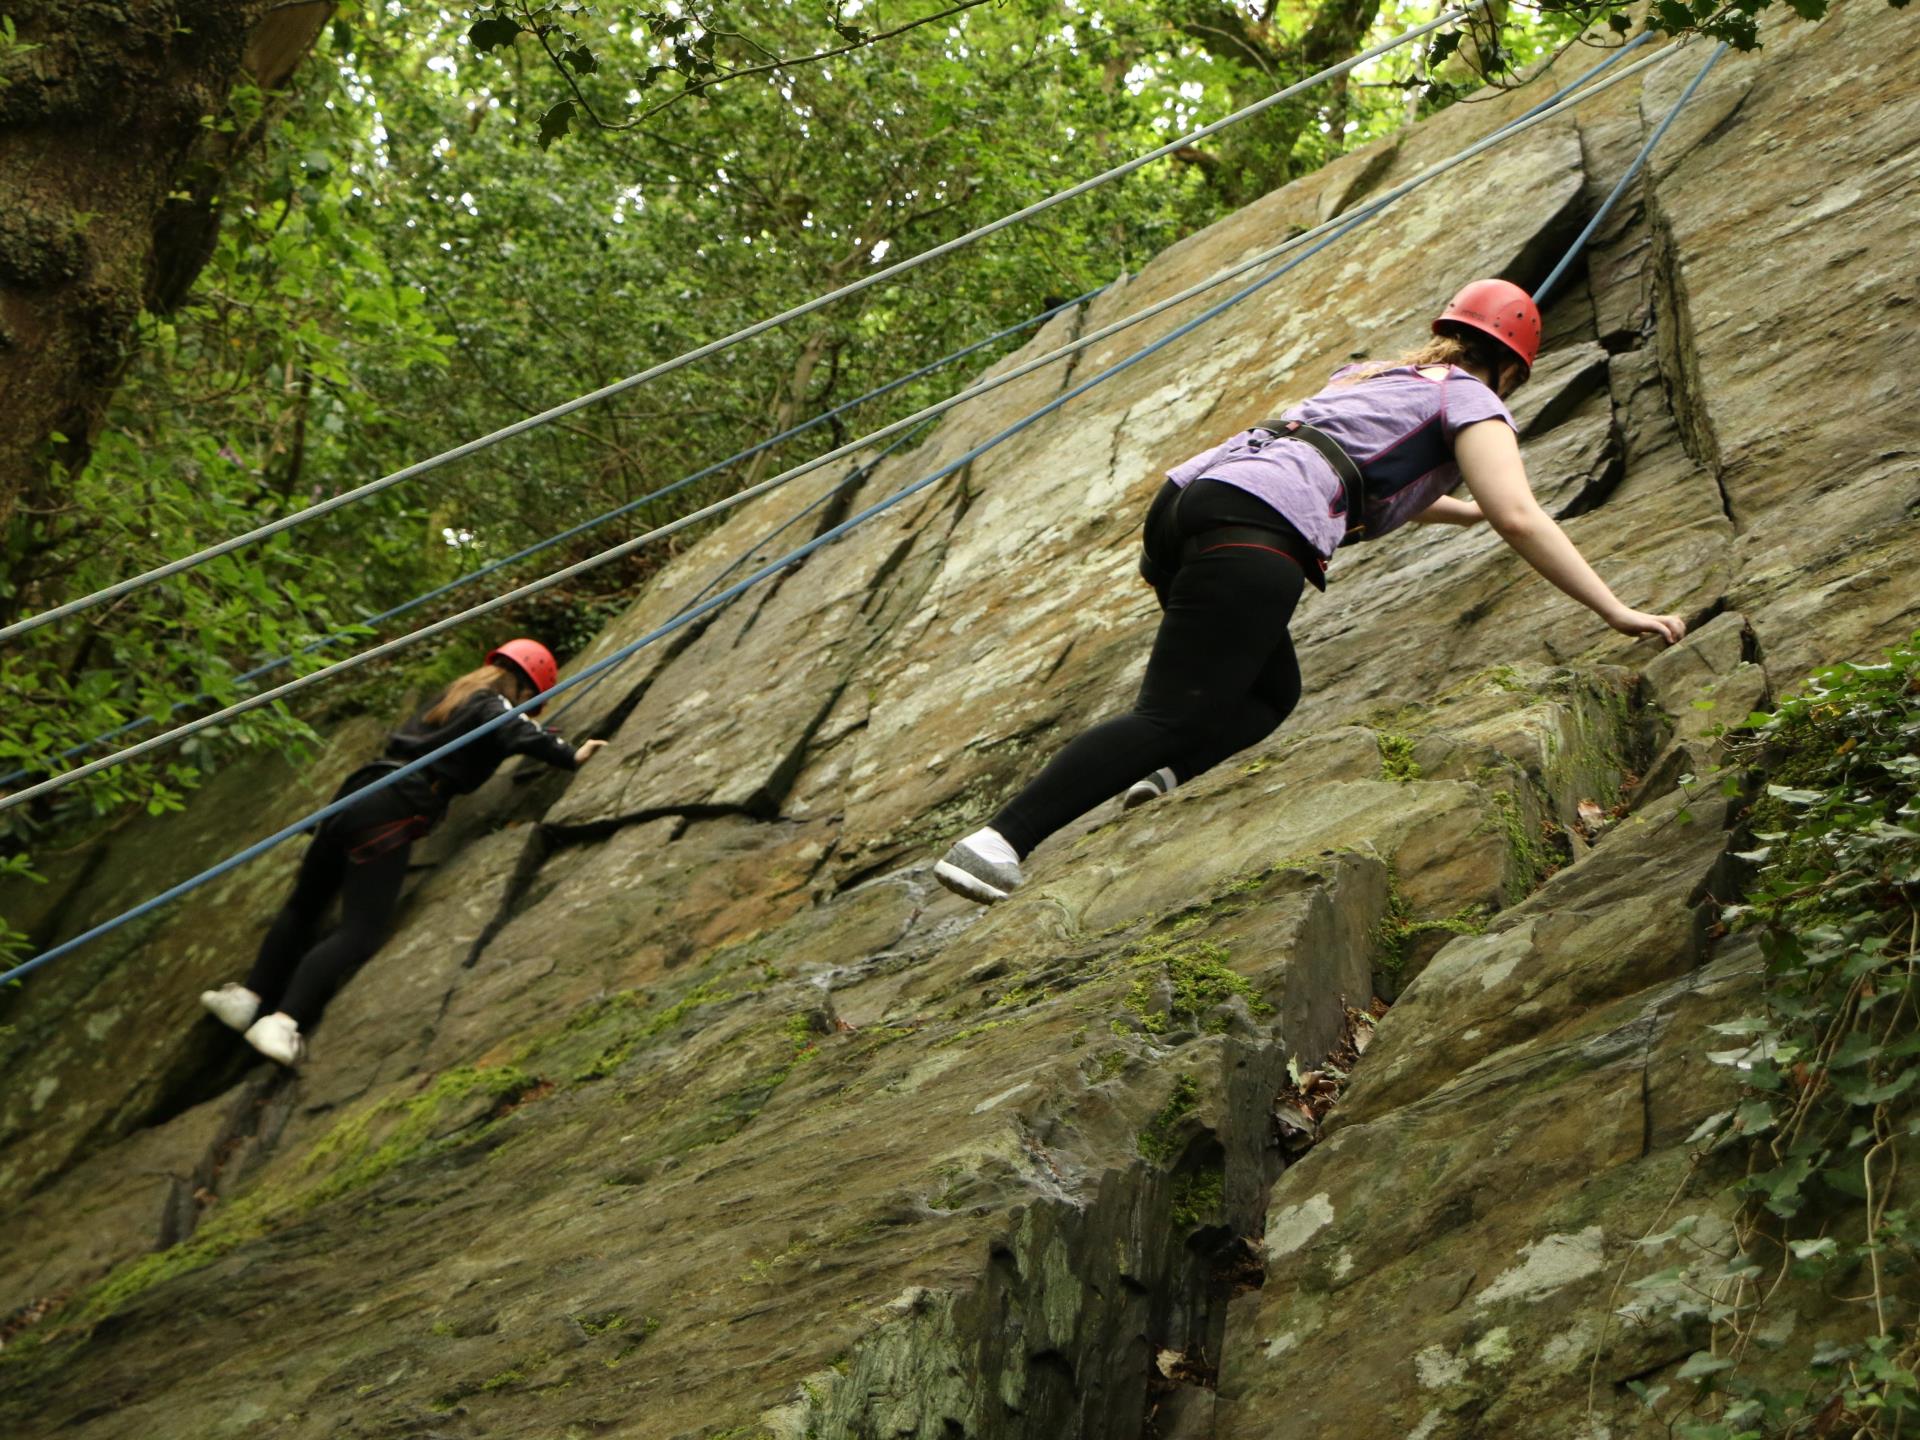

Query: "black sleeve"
left=495, top=697, right=580, bottom=770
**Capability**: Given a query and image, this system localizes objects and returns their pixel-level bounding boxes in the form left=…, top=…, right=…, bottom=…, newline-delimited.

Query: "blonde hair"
left=422, top=664, right=519, bottom=726
left=1338, top=331, right=1520, bottom=389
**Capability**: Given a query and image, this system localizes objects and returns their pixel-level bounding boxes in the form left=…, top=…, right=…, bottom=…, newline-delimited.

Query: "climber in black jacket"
left=198, top=639, right=606, bottom=1066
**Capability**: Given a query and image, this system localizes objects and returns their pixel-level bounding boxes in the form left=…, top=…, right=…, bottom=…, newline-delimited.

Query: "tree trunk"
left=0, top=0, right=332, bottom=622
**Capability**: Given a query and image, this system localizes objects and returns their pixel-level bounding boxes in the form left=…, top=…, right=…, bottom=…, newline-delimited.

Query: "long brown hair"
left=422, top=664, right=520, bottom=726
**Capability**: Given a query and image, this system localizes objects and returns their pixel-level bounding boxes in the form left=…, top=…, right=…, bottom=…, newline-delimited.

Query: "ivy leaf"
left=1676, top=1351, right=1736, bottom=1381
left=834, top=22, right=866, bottom=42
left=1655, top=0, right=1692, bottom=31
left=1767, top=784, right=1826, bottom=805
left=537, top=99, right=576, bottom=150
left=1835, top=1069, right=1919, bottom=1106
left=563, top=46, right=598, bottom=75
left=1609, top=12, right=1634, bottom=31
left=468, top=16, right=523, bottom=53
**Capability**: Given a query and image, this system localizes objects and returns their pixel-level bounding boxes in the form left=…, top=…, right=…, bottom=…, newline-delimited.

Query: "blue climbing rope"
left=0, top=292, right=1096, bottom=791
left=546, top=416, right=941, bottom=726
left=1, top=33, right=1681, bottom=988
left=1535, top=42, right=1726, bottom=304
left=0, top=4, right=1490, bottom=647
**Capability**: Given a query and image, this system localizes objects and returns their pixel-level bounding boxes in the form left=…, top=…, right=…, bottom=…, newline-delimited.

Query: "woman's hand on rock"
left=574, top=739, right=608, bottom=765
left=1606, top=606, right=1686, bottom=645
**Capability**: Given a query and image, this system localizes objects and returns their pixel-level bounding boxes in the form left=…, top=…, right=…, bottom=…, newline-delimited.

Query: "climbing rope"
left=0, top=35, right=1677, bottom=818
left=0, top=34, right=1697, bottom=986
left=0, top=291, right=1097, bottom=790
left=0, top=2, right=1488, bottom=647
left=1534, top=42, right=1727, bottom=304
left=545, top=417, right=941, bottom=726
left=558, top=48, right=1679, bottom=729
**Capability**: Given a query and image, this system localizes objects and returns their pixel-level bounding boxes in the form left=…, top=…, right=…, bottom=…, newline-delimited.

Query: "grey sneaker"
left=934, top=837, right=1025, bottom=905
left=1122, top=767, right=1178, bottom=811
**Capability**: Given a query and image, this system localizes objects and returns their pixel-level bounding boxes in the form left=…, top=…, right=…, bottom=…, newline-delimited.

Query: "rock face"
left=2, top=8, right=1917, bottom=1438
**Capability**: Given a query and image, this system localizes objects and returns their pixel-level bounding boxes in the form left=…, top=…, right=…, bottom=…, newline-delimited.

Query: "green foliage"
left=1124, top=937, right=1271, bottom=1034
left=1170, top=1167, right=1224, bottom=1229
left=1637, top=633, right=1920, bottom=1435
left=1370, top=863, right=1488, bottom=976
left=1377, top=731, right=1422, bottom=783
left=1139, top=1072, right=1201, bottom=1166
left=5, top=0, right=1874, bottom=877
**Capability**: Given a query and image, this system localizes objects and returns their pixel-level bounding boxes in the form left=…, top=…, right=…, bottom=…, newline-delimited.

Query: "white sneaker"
left=933, top=829, right=1026, bottom=905
left=243, top=1012, right=306, bottom=1068
left=1122, top=767, right=1178, bottom=811
left=200, top=984, right=262, bottom=1032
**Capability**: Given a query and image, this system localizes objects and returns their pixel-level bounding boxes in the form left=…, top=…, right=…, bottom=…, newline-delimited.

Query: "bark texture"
left=0, top=0, right=331, bottom=619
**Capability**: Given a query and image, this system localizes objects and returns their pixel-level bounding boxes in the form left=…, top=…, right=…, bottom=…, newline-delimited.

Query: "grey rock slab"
left=1216, top=948, right=1761, bottom=1440
left=428, top=813, right=837, bottom=1068
left=0, top=1090, right=229, bottom=1322
left=1336, top=783, right=1732, bottom=1127
left=543, top=467, right=956, bottom=829
left=0, top=714, right=388, bottom=1208
left=1649, top=3, right=1919, bottom=538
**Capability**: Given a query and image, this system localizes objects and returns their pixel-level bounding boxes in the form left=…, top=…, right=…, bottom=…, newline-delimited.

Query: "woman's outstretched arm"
left=1411, top=495, right=1483, bottom=526
left=1454, top=420, right=1685, bottom=645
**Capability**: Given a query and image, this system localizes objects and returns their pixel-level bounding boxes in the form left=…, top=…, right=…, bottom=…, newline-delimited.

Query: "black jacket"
left=383, top=690, right=578, bottom=813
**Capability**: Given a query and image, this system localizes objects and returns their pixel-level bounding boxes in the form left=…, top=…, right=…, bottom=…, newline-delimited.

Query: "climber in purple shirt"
left=934, top=279, right=1687, bottom=905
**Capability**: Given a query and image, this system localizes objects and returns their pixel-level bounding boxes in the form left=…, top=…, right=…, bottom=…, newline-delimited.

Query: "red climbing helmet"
left=1434, top=278, right=1542, bottom=379
left=486, top=638, right=558, bottom=698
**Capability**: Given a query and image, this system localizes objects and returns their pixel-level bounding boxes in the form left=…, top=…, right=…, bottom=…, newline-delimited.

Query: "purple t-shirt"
left=1165, top=364, right=1516, bottom=560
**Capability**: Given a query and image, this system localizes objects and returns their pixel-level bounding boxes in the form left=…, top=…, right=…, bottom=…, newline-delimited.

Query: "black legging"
left=244, top=810, right=413, bottom=1028
left=990, top=479, right=1313, bottom=858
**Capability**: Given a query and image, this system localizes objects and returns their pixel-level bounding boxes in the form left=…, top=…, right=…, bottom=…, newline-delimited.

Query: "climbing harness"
left=0, top=3, right=1491, bottom=647
left=1, top=34, right=1715, bottom=987
left=1254, top=419, right=1370, bottom=543
left=0, top=34, right=1680, bottom=819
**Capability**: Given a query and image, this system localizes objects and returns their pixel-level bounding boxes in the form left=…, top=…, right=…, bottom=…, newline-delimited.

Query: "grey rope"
left=0, top=35, right=1678, bottom=815
left=0, top=3, right=1486, bottom=646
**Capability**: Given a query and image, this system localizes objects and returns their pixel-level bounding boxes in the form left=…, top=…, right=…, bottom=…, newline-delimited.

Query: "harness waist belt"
left=1257, top=417, right=1367, bottom=542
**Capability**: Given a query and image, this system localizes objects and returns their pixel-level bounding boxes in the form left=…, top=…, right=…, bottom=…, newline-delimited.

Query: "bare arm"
left=1411, top=495, right=1483, bottom=526
left=1454, top=420, right=1686, bottom=645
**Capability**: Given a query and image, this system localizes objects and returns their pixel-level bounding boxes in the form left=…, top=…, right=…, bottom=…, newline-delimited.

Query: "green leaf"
left=467, top=16, right=523, bottom=53
left=1767, top=784, right=1826, bottom=805
left=562, top=46, right=598, bottom=75
left=1676, top=1351, right=1735, bottom=1381
left=1835, top=1069, right=1919, bottom=1106
left=536, top=100, right=576, bottom=150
